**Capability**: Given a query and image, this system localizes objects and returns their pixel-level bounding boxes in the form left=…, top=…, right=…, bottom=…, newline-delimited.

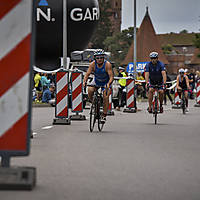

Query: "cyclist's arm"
left=145, top=72, right=149, bottom=84
left=185, top=75, right=190, bottom=89
left=162, top=70, right=167, bottom=85
left=176, top=75, right=181, bottom=89
left=83, top=62, right=94, bottom=87
left=106, top=62, right=114, bottom=88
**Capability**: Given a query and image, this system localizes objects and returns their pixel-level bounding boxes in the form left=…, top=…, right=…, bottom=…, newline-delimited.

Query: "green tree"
left=162, top=44, right=174, bottom=54
left=193, top=33, right=200, bottom=57
left=90, top=0, right=113, bottom=49
left=179, top=29, right=188, bottom=34
left=103, top=27, right=134, bottom=66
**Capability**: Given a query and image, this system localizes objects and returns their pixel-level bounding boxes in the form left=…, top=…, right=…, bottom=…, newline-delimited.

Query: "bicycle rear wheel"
left=154, top=97, right=158, bottom=124
left=89, top=100, right=97, bottom=132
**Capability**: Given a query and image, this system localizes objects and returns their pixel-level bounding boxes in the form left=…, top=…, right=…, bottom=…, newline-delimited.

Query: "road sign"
left=0, top=0, right=33, bottom=161
left=127, top=62, right=148, bottom=73
left=136, top=62, right=147, bottom=72
left=127, top=62, right=134, bottom=73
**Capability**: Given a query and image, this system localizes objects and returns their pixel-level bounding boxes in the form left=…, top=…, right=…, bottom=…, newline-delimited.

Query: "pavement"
left=1, top=100, right=200, bottom=200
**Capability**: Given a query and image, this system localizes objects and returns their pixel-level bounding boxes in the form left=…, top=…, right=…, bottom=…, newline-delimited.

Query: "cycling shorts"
left=149, top=84, right=164, bottom=90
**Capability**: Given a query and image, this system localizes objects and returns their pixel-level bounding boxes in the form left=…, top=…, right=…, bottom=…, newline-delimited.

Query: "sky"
left=121, top=0, right=200, bottom=34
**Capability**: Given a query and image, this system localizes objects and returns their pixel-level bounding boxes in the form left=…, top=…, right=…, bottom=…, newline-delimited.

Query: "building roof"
left=190, top=48, right=200, bottom=64
left=122, top=7, right=169, bottom=65
left=157, top=33, right=196, bottom=47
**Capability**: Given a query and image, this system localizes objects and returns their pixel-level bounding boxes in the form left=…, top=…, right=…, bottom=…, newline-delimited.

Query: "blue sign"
left=126, top=62, right=134, bottom=73
left=136, top=62, right=148, bottom=72
left=127, top=62, right=148, bottom=73
left=39, top=0, right=48, bottom=6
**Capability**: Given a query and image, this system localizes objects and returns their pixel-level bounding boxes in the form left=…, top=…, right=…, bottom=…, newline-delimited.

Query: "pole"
left=133, top=0, right=137, bottom=78
left=63, top=0, right=67, bottom=69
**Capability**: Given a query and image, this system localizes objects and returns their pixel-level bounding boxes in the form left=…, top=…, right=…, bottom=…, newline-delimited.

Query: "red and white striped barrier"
left=172, top=87, right=181, bottom=108
left=0, top=1, right=32, bottom=156
left=194, top=80, right=200, bottom=107
left=53, top=70, right=71, bottom=124
left=123, top=79, right=136, bottom=113
left=70, top=71, right=86, bottom=120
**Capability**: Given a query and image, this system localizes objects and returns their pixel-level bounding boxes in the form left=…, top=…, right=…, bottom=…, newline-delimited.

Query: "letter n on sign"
left=0, top=0, right=34, bottom=157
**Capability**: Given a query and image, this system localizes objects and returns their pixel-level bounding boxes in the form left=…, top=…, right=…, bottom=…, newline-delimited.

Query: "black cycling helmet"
left=94, top=49, right=105, bottom=57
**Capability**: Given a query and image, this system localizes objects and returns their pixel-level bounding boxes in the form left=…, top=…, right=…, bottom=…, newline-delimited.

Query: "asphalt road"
left=1, top=100, right=200, bottom=200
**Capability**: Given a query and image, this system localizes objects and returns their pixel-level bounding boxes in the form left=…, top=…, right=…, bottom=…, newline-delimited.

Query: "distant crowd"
left=113, top=67, right=200, bottom=111
left=33, top=72, right=56, bottom=104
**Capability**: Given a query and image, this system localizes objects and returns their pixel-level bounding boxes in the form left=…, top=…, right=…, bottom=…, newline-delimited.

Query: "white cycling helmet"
left=149, top=51, right=158, bottom=58
left=179, top=68, right=185, bottom=73
left=94, top=49, right=105, bottom=57
left=184, top=68, right=188, bottom=73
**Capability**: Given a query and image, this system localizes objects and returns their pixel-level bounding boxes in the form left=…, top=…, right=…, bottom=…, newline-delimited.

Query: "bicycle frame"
left=151, top=85, right=160, bottom=124
left=89, top=86, right=104, bottom=132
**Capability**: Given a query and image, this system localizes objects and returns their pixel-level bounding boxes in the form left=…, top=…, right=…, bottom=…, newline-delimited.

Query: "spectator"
left=116, top=67, right=127, bottom=110
left=164, top=71, right=173, bottom=105
left=42, top=85, right=55, bottom=104
left=34, top=72, right=42, bottom=102
left=136, top=72, right=145, bottom=98
left=41, top=73, right=50, bottom=90
left=187, top=68, right=195, bottom=99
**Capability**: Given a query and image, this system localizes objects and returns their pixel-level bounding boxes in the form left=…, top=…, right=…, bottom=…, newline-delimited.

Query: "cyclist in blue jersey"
left=83, top=49, right=114, bottom=123
left=145, top=52, right=167, bottom=113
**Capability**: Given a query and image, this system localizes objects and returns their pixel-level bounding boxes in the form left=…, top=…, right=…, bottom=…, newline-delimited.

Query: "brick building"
left=101, top=0, right=122, bottom=34
left=122, top=7, right=200, bottom=74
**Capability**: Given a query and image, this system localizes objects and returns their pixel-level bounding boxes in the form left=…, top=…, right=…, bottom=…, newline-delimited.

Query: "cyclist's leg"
left=88, top=86, right=95, bottom=102
left=158, top=87, right=164, bottom=113
left=148, top=87, right=154, bottom=111
left=184, top=90, right=189, bottom=107
left=103, top=88, right=111, bottom=116
left=158, top=89, right=164, bottom=106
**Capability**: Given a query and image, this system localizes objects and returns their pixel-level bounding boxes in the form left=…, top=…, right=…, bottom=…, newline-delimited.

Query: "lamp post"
left=63, top=0, right=68, bottom=69
left=133, top=0, right=137, bottom=78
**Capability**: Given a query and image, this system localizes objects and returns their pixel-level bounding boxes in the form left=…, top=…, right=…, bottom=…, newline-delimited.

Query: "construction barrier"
left=70, top=71, right=86, bottom=120
left=107, top=88, right=115, bottom=115
left=0, top=0, right=36, bottom=190
left=123, top=78, right=137, bottom=113
left=194, top=80, right=200, bottom=107
left=53, top=70, right=71, bottom=125
left=172, top=87, right=181, bottom=109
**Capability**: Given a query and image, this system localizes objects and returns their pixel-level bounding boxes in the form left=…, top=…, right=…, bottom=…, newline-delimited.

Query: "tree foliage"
left=90, top=0, right=113, bottom=49
left=179, top=29, right=188, bottom=34
left=103, top=27, right=134, bottom=66
left=162, top=44, right=174, bottom=54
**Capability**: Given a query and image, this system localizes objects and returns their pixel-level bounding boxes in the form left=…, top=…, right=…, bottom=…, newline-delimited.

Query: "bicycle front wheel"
left=89, top=100, right=96, bottom=132
left=154, top=97, right=158, bottom=124
left=182, top=97, right=186, bottom=114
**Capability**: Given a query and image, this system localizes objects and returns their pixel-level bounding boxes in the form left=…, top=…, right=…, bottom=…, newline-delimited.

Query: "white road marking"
left=42, top=126, right=53, bottom=130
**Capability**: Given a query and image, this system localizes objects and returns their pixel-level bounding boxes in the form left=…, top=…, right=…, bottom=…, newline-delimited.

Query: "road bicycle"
left=88, top=85, right=106, bottom=132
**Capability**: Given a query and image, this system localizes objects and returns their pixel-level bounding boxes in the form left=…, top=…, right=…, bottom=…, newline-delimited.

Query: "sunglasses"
left=95, top=56, right=104, bottom=60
